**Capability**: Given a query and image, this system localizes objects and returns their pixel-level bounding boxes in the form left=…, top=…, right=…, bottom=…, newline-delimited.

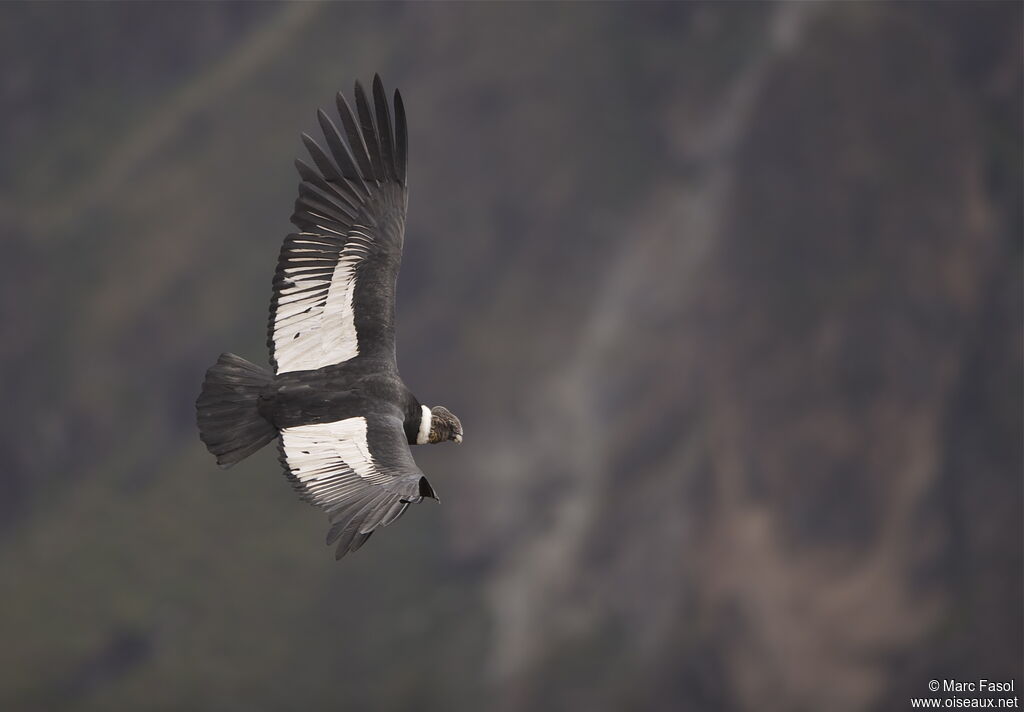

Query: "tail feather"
left=196, top=353, right=276, bottom=467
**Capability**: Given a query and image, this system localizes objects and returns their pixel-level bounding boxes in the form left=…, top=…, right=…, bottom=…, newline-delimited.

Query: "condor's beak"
left=453, top=433, right=463, bottom=444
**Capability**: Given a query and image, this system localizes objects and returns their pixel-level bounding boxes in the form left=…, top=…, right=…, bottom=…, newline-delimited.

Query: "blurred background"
left=0, top=2, right=1020, bottom=711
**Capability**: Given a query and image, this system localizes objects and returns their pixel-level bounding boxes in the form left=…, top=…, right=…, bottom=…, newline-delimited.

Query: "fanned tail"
left=196, top=353, right=275, bottom=467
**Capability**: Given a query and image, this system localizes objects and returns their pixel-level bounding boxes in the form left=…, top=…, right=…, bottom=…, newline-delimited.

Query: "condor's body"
left=259, top=361, right=425, bottom=440
left=196, top=77, right=462, bottom=559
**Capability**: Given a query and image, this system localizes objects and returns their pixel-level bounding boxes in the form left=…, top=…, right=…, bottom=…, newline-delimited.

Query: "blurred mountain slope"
left=0, top=3, right=1019, bottom=711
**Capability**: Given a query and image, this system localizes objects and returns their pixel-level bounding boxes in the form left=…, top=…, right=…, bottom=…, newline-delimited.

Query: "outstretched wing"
left=269, top=75, right=409, bottom=374
left=279, top=414, right=437, bottom=559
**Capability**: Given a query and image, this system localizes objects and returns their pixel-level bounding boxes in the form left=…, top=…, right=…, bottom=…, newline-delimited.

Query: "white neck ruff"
left=416, top=405, right=432, bottom=445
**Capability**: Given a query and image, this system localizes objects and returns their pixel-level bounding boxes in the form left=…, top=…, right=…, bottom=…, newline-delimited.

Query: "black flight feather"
left=298, top=182, right=356, bottom=222
left=300, top=133, right=342, bottom=184
left=360, top=494, right=402, bottom=534
left=345, top=532, right=373, bottom=556
left=296, top=185, right=355, bottom=224
left=329, top=491, right=387, bottom=552
left=336, top=91, right=375, bottom=180
left=394, top=89, right=408, bottom=186
left=354, top=80, right=384, bottom=181
left=316, top=109, right=370, bottom=199
left=379, top=501, right=409, bottom=528
left=294, top=159, right=362, bottom=216
left=372, top=74, right=397, bottom=182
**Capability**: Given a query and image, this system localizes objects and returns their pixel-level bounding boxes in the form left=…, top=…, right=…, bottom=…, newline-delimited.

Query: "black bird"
left=196, top=76, right=463, bottom=560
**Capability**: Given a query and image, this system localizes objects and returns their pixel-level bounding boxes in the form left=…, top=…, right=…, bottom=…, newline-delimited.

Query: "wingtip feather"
left=353, top=79, right=384, bottom=181
left=336, top=90, right=375, bottom=180
left=372, top=75, right=397, bottom=182
left=394, top=89, right=408, bottom=185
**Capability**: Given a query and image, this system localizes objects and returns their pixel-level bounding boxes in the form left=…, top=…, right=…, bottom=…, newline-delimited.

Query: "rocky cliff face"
left=0, top=3, right=1019, bottom=711
left=449, top=5, right=1021, bottom=711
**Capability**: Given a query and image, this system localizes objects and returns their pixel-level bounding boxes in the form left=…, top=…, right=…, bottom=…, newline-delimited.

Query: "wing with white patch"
left=278, top=415, right=437, bottom=559
left=268, top=75, right=409, bottom=374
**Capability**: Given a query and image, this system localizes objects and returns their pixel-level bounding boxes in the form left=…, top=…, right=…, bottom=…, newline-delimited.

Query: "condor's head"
left=417, top=405, right=463, bottom=445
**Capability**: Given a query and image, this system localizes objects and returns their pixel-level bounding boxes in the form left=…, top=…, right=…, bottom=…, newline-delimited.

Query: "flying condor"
left=196, top=76, right=463, bottom=560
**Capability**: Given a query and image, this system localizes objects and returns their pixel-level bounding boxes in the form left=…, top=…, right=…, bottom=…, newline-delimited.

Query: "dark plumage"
left=196, top=76, right=463, bottom=560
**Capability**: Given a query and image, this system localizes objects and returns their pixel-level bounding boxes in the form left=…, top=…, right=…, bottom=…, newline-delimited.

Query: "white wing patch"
left=278, top=414, right=428, bottom=558
left=271, top=226, right=375, bottom=374
left=280, top=418, right=392, bottom=497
